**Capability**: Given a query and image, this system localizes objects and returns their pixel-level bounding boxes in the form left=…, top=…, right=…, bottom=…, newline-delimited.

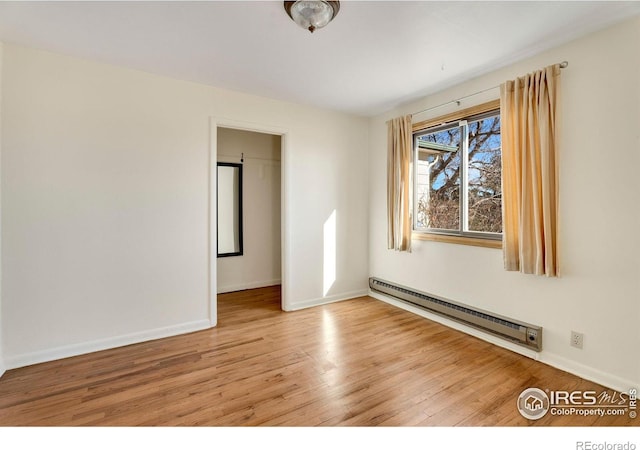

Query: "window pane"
left=467, top=115, right=502, bottom=233
left=415, top=126, right=461, bottom=231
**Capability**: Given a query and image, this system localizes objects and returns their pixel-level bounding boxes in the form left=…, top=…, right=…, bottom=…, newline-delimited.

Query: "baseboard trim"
left=369, top=291, right=539, bottom=360
left=0, top=363, right=5, bottom=380
left=217, top=279, right=281, bottom=294
left=4, top=319, right=212, bottom=370
left=370, top=290, right=637, bottom=393
left=539, top=352, right=637, bottom=394
left=287, top=289, right=368, bottom=312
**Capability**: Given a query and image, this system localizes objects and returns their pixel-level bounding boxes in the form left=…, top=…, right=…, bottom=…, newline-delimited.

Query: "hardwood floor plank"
left=0, top=285, right=635, bottom=426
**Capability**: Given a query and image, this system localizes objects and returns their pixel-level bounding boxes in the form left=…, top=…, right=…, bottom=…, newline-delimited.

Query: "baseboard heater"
left=369, top=277, right=542, bottom=351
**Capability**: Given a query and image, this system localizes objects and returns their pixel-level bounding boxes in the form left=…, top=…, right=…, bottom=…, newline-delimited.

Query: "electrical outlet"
left=571, top=331, right=584, bottom=349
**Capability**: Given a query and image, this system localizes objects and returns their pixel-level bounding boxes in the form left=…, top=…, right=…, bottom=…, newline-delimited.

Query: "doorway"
left=210, top=122, right=287, bottom=325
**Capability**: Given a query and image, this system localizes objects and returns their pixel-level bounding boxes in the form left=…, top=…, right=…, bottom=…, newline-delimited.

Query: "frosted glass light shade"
left=284, top=1, right=340, bottom=33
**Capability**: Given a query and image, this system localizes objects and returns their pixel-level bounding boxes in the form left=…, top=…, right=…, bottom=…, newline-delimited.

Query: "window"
left=412, top=102, right=502, bottom=244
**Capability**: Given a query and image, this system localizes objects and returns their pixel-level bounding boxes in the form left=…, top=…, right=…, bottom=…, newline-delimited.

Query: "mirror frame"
left=216, top=162, right=244, bottom=258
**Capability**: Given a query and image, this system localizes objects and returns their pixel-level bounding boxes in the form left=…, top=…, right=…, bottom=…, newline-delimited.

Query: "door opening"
left=211, top=123, right=286, bottom=324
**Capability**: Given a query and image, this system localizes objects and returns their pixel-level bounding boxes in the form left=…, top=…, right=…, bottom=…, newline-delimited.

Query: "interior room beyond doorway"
left=216, top=128, right=282, bottom=308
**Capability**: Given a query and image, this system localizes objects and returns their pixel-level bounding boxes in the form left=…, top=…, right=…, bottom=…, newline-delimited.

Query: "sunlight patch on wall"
left=323, top=209, right=337, bottom=297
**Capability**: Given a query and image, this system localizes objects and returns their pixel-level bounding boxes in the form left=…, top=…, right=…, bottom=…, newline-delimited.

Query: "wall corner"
left=0, top=41, right=5, bottom=378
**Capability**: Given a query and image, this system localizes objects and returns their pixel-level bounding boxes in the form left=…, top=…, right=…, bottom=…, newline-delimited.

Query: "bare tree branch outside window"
left=414, top=113, right=501, bottom=235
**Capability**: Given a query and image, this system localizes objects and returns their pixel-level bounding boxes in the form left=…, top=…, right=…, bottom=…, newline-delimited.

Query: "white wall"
left=217, top=128, right=282, bottom=293
left=0, top=43, right=369, bottom=368
left=369, top=17, right=640, bottom=392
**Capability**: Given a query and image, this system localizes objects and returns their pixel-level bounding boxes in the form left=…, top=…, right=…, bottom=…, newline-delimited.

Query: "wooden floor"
left=0, top=286, right=635, bottom=426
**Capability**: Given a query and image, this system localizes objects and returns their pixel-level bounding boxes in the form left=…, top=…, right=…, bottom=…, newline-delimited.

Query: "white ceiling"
left=0, top=1, right=639, bottom=116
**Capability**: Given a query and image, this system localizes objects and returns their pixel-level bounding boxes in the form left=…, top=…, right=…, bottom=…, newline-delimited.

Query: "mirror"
left=217, top=163, right=243, bottom=257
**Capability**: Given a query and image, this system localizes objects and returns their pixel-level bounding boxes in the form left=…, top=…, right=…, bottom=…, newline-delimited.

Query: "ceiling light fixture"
left=284, top=1, right=340, bottom=33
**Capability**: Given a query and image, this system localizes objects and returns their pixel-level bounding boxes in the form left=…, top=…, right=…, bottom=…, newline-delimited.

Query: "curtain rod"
left=412, top=61, right=568, bottom=117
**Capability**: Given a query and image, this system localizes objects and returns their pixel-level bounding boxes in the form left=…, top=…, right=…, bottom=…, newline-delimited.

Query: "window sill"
left=412, top=232, right=502, bottom=249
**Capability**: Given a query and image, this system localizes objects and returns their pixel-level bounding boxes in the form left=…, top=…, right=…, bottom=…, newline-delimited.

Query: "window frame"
left=411, top=100, right=502, bottom=248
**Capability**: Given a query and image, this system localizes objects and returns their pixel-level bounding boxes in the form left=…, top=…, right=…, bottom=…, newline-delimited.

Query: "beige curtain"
left=387, top=115, right=413, bottom=252
left=500, top=64, right=561, bottom=276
